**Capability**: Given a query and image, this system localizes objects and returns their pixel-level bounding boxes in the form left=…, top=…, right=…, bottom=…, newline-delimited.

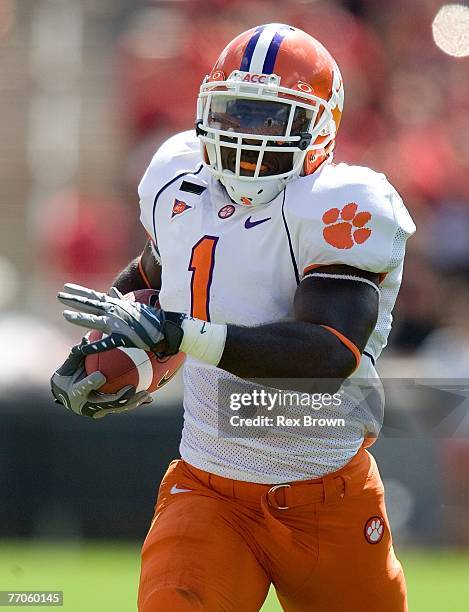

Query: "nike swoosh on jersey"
left=170, top=485, right=192, bottom=494
left=244, top=216, right=271, bottom=229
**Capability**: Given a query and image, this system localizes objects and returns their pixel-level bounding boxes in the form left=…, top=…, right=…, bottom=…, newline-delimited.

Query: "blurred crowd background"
left=1, top=0, right=469, bottom=564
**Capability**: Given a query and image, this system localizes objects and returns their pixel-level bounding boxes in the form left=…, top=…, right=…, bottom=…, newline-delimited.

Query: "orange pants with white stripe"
left=138, top=447, right=407, bottom=611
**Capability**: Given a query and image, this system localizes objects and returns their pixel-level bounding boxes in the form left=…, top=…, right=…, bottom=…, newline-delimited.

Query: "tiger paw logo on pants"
left=364, top=516, right=385, bottom=544
left=322, top=203, right=372, bottom=249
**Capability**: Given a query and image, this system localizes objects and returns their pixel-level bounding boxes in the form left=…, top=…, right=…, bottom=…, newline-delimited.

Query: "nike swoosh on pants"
left=170, top=485, right=192, bottom=494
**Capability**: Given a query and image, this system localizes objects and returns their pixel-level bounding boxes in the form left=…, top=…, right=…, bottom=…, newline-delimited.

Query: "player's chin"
left=236, top=161, right=279, bottom=177
left=239, top=167, right=274, bottom=177
left=239, top=153, right=293, bottom=177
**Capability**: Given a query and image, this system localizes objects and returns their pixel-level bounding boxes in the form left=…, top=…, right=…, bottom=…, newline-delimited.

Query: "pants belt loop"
left=341, top=474, right=353, bottom=497
left=323, top=474, right=344, bottom=504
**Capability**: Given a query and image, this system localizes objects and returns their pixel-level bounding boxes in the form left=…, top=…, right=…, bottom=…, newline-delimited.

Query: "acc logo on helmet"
left=242, top=73, right=269, bottom=83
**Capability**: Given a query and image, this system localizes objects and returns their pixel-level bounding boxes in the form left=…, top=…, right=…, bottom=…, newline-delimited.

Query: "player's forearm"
left=111, top=257, right=151, bottom=294
left=218, top=321, right=356, bottom=383
left=111, top=241, right=162, bottom=294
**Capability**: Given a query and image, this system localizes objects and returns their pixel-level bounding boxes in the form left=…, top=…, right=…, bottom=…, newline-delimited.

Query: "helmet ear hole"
left=257, top=189, right=264, bottom=195
left=303, top=149, right=328, bottom=176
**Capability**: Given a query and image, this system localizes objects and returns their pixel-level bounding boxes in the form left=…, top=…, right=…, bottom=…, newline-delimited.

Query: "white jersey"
left=139, top=130, right=416, bottom=483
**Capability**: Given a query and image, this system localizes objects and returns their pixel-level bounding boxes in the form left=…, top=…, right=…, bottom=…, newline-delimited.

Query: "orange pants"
left=138, top=448, right=407, bottom=611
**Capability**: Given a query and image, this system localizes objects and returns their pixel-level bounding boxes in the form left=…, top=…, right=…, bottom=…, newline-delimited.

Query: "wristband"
left=180, top=317, right=227, bottom=366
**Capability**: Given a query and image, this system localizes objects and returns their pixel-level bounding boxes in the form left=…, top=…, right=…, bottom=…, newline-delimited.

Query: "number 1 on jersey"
left=189, top=235, right=218, bottom=321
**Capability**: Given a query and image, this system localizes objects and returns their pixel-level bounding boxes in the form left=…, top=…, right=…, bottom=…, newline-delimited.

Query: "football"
left=84, top=289, right=185, bottom=393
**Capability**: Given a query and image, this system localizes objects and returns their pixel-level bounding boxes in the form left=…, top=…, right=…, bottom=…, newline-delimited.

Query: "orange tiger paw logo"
left=322, top=203, right=372, bottom=249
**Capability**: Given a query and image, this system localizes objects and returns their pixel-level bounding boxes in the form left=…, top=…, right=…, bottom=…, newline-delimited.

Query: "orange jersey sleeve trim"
left=138, top=255, right=152, bottom=289
left=303, top=263, right=323, bottom=275
left=378, top=272, right=388, bottom=284
left=320, top=325, right=361, bottom=371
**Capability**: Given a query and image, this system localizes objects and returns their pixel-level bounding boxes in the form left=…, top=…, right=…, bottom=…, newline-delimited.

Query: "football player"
left=51, top=24, right=415, bottom=611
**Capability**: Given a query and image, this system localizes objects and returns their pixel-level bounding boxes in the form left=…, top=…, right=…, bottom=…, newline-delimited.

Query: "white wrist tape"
left=180, top=317, right=227, bottom=366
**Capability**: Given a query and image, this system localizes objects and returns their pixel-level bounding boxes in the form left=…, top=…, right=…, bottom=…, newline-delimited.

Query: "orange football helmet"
left=197, top=24, right=344, bottom=206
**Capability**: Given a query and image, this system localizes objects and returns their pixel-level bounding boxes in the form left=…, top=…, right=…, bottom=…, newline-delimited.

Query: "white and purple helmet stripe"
left=240, top=24, right=292, bottom=74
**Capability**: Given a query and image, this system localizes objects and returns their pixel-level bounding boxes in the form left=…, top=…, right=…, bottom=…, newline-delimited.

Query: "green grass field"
left=0, top=542, right=468, bottom=611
